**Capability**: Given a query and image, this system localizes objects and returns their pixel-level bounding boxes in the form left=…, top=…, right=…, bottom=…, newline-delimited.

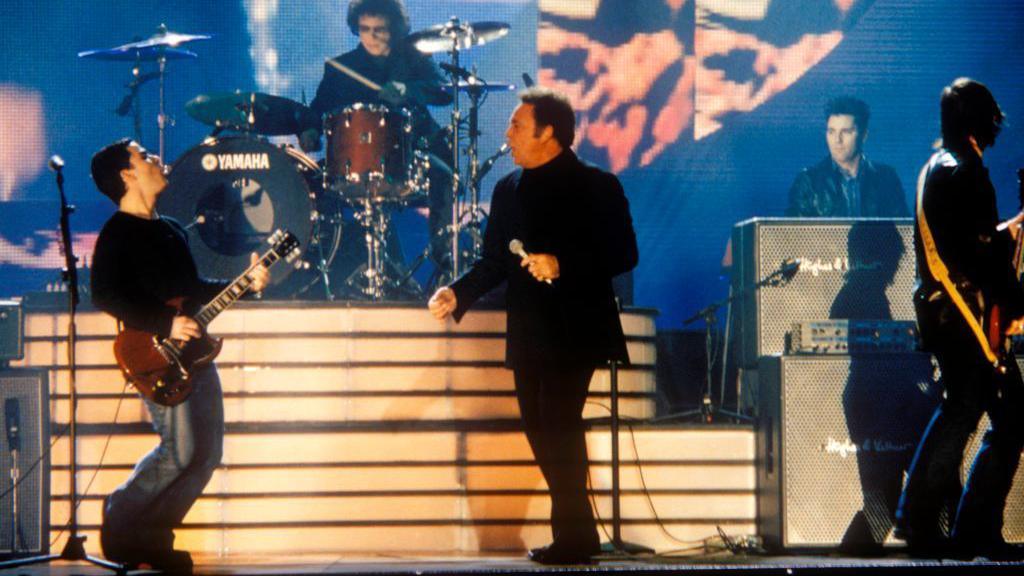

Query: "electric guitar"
left=113, top=229, right=300, bottom=406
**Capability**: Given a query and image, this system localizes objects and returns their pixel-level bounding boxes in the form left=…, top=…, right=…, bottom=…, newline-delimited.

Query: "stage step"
left=13, top=304, right=758, bottom=556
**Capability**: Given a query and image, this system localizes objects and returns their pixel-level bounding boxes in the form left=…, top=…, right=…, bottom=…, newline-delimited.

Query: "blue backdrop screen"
left=1, top=0, right=1023, bottom=327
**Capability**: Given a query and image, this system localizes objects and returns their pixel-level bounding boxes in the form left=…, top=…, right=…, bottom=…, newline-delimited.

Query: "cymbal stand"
left=460, top=75, right=493, bottom=262
left=444, top=17, right=464, bottom=279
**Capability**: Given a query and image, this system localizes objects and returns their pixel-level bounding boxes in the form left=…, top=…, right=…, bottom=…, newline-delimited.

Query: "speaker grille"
left=734, top=219, right=917, bottom=367
left=0, top=369, right=49, bottom=557
left=758, top=354, right=939, bottom=550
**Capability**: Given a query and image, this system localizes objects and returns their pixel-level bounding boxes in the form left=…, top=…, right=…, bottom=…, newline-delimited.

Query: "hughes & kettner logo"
left=796, top=257, right=884, bottom=277
left=201, top=152, right=271, bottom=172
left=824, top=436, right=916, bottom=459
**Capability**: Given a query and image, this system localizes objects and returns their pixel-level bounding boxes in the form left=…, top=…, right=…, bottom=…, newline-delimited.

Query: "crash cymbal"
left=186, top=92, right=309, bottom=136
left=78, top=45, right=198, bottom=61
left=410, top=19, right=510, bottom=54
left=118, top=24, right=212, bottom=50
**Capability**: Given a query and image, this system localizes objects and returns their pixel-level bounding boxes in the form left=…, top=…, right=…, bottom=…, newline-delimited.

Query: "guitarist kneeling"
left=90, top=139, right=271, bottom=572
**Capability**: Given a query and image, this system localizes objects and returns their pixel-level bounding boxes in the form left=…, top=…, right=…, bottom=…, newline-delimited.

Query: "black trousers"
left=514, top=359, right=600, bottom=549
left=896, top=314, right=1024, bottom=547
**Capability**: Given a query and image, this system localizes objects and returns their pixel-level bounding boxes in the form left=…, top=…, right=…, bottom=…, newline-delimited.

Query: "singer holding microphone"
left=429, top=87, right=638, bottom=565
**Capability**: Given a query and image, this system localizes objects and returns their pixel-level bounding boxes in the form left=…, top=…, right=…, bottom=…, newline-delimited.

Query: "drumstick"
left=326, top=59, right=382, bottom=92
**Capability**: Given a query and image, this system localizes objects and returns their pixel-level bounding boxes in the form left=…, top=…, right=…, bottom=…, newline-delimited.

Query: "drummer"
left=299, top=0, right=454, bottom=270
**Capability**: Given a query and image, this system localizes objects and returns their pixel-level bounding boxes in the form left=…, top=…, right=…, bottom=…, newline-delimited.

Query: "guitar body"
left=108, top=229, right=300, bottom=407
left=114, top=325, right=223, bottom=407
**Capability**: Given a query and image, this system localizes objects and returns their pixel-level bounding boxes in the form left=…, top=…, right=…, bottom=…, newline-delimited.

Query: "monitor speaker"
left=0, top=368, right=50, bottom=558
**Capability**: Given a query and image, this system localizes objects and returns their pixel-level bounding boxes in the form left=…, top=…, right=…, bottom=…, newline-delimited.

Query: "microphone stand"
left=0, top=163, right=124, bottom=573
left=652, top=260, right=798, bottom=425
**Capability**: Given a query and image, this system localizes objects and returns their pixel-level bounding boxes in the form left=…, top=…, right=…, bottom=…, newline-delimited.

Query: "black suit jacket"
left=450, top=150, right=639, bottom=369
left=787, top=155, right=909, bottom=217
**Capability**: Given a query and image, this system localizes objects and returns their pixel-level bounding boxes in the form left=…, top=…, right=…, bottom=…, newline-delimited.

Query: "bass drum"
left=158, top=137, right=342, bottom=298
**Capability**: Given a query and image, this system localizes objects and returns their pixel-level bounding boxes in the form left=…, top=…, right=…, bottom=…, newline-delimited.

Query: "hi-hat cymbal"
left=78, top=45, right=198, bottom=62
left=186, top=92, right=309, bottom=136
left=410, top=20, right=510, bottom=54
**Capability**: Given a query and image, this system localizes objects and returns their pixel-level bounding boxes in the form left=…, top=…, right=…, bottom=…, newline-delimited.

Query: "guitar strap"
left=915, top=156, right=1001, bottom=368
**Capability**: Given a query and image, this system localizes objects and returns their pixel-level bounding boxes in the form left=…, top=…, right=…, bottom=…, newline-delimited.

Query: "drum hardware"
left=342, top=197, right=422, bottom=301
left=411, top=17, right=512, bottom=279
left=79, top=24, right=212, bottom=162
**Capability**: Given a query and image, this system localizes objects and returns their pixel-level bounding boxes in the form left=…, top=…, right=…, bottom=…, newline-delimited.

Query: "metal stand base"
left=0, top=535, right=127, bottom=574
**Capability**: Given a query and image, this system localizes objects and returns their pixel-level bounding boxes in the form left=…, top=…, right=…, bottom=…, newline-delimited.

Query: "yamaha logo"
left=201, top=152, right=271, bottom=171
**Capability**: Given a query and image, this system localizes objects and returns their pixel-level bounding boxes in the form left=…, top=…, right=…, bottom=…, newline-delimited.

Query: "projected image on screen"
left=539, top=0, right=873, bottom=172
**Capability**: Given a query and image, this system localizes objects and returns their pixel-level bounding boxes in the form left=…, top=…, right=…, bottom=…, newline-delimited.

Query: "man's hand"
left=521, top=253, right=560, bottom=283
left=249, top=252, right=271, bottom=293
left=998, top=211, right=1024, bottom=241
left=298, top=128, right=322, bottom=153
left=170, top=316, right=201, bottom=342
left=379, top=81, right=407, bottom=105
left=1008, top=317, right=1024, bottom=336
left=428, top=287, right=457, bottom=321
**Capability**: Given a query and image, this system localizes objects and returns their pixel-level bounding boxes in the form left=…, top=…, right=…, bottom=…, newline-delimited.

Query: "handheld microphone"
left=509, top=239, right=552, bottom=284
left=48, top=155, right=65, bottom=172
left=5, top=398, right=20, bottom=453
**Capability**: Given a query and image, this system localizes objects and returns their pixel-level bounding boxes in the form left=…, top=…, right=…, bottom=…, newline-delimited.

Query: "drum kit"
left=79, top=19, right=515, bottom=301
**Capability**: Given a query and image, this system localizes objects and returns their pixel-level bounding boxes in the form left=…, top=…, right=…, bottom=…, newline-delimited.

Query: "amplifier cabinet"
left=732, top=218, right=916, bottom=368
left=0, top=368, right=50, bottom=558
left=757, top=354, right=939, bottom=551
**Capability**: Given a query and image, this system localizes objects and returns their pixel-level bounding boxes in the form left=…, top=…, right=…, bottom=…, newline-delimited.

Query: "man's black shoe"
left=528, top=543, right=598, bottom=565
left=107, top=547, right=193, bottom=573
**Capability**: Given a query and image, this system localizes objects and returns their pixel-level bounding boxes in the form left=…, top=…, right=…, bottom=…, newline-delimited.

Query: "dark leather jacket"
left=787, top=155, right=909, bottom=217
left=913, top=147, right=1024, bottom=345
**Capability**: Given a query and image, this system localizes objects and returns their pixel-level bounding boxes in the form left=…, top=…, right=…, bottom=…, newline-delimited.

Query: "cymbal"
left=186, top=92, right=309, bottom=136
left=442, top=81, right=516, bottom=94
left=118, top=24, right=212, bottom=50
left=410, top=20, right=510, bottom=54
left=78, top=46, right=198, bottom=62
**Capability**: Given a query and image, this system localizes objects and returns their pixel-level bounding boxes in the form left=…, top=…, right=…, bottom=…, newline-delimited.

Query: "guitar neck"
left=193, top=251, right=281, bottom=329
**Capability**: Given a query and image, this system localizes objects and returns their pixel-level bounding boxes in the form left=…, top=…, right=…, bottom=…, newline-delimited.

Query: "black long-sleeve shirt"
left=450, top=150, right=639, bottom=368
left=91, top=212, right=229, bottom=338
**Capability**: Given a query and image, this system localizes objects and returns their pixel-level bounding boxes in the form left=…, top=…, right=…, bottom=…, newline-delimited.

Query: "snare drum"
left=324, top=103, right=427, bottom=202
left=158, top=137, right=342, bottom=297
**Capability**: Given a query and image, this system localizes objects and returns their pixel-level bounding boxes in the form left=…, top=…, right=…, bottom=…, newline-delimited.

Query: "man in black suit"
left=787, top=96, right=908, bottom=217
left=428, top=87, right=638, bottom=565
left=896, top=78, right=1024, bottom=561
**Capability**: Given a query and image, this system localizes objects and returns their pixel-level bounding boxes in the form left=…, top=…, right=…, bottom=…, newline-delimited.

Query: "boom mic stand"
left=652, top=259, right=799, bottom=424
left=0, top=158, right=124, bottom=573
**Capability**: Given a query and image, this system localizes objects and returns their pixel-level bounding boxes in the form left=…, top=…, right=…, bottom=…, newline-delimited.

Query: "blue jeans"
left=102, top=365, right=224, bottom=550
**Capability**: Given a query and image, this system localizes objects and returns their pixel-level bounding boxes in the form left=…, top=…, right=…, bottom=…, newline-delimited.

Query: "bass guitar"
left=113, top=229, right=300, bottom=406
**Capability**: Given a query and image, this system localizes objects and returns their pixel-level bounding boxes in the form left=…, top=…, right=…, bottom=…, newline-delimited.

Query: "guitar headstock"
left=266, top=229, right=301, bottom=263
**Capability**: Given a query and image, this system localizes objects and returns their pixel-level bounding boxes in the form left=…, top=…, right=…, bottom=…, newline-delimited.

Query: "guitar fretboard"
left=194, top=251, right=281, bottom=329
